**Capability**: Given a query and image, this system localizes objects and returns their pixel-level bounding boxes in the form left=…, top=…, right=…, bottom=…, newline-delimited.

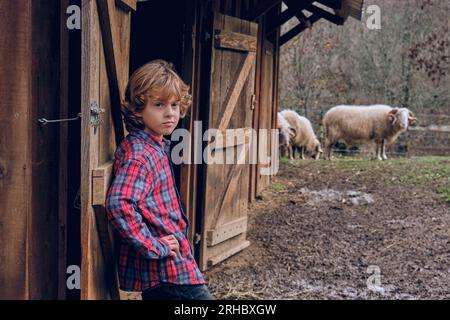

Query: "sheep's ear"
left=289, top=127, right=296, bottom=138
left=388, top=109, right=398, bottom=125
left=389, top=108, right=399, bottom=115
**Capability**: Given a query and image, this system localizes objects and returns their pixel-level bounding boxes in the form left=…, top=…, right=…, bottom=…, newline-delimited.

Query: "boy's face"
left=135, top=95, right=180, bottom=140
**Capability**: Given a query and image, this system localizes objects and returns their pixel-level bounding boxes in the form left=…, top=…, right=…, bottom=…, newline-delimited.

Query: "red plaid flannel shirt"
left=105, top=127, right=204, bottom=292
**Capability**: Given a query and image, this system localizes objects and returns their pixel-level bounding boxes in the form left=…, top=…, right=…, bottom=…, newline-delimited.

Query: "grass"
left=437, top=186, right=450, bottom=204
left=272, top=182, right=286, bottom=192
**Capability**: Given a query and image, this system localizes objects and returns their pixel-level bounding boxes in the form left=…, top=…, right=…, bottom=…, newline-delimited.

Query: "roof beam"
left=277, top=0, right=346, bottom=46
left=305, top=4, right=344, bottom=25
left=244, top=0, right=282, bottom=21
left=266, top=0, right=314, bottom=34
left=279, top=14, right=322, bottom=46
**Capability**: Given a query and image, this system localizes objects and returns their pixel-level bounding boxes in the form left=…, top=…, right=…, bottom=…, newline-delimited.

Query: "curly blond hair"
left=121, top=59, right=192, bottom=131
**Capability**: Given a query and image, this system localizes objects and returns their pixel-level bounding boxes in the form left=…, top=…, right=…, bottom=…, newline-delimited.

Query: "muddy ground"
left=204, top=156, right=450, bottom=300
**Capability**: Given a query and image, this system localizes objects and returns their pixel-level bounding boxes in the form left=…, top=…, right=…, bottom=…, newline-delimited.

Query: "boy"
left=105, top=60, right=214, bottom=300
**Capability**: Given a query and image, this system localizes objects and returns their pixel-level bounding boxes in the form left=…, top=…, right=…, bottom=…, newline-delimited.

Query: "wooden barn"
left=0, top=0, right=364, bottom=299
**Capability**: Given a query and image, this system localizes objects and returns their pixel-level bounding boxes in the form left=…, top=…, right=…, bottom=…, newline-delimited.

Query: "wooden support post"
left=266, top=0, right=314, bottom=35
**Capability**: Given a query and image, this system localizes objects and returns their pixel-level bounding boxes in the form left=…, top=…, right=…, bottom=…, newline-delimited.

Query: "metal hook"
left=38, top=113, right=82, bottom=126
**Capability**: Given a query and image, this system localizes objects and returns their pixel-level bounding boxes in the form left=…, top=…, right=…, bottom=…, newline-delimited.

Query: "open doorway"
left=130, top=0, right=192, bottom=210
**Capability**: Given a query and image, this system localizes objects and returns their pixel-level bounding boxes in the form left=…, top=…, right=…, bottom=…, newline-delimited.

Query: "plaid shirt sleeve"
left=105, top=158, right=172, bottom=260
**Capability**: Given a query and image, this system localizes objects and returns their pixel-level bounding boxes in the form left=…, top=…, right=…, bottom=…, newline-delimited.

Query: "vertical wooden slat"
left=81, top=0, right=104, bottom=300
left=58, top=0, right=71, bottom=300
left=0, top=0, right=32, bottom=300
left=96, top=0, right=125, bottom=145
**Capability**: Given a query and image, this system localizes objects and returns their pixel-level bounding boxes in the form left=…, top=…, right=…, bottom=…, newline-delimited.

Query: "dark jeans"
left=141, top=283, right=215, bottom=300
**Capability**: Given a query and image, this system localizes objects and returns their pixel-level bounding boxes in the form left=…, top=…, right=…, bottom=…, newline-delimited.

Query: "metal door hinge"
left=251, top=94, right=256, bottom=110
left=204, top=31, right=211, bottom=42
left=194, top=233, right=202, bottom=245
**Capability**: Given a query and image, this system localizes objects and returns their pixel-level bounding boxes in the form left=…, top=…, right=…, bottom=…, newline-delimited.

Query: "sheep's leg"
left=325, top=139, right=333, bottom=160
left=382, top=140, right=388, bottom=160
left=288, top=144, right=294, bottom=160
left=300, top=146, right=305, bottom=160
left=375, top=141, right=383, bottom=160
left=279, top=145, right=285, bottom=157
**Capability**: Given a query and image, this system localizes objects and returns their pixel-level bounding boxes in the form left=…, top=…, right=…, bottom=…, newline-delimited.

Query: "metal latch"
left=90, top=101, right=105, bottom=130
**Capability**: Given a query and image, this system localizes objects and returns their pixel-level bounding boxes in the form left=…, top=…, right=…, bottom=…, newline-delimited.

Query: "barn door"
left=199, top=13, right=258, bottom=270
left=80, top=0, right=135, bottom=300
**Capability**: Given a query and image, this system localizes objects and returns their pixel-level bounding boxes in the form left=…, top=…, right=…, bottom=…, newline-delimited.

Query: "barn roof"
left=268, top=0, right=366, bottom=46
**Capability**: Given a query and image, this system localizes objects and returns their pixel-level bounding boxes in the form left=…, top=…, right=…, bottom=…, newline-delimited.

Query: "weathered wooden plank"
left=207, top=127, right=253, bottom=150
left=96, top=0, right=125, bottom=145
left=218, top=52, right=256, bottom=131
left=92, top=205, right=120, bottom=300
left=81, top=0, right=106, bottom=300
left=92, top=161, right=114, bottom=206
left=214, top=30, right=257, bottom=52
left=212, top=154, right=247, bottom=229
left=201, top=13, right=225, bottom=264
left=0, top=0, right=32, bottom=300
left=206, top=216, right=248, bottom=246
left=207, top=240, right=250, bottom=267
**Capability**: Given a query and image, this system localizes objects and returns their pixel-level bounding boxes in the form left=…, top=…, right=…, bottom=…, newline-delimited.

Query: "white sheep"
left=277, top=112, right=294, bottom=157
left=280, top=109, right=323, bottom=160
left=322, top=104, right=417, bottom=160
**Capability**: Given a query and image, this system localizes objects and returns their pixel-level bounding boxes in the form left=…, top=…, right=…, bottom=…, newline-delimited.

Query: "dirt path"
left=204, top=156, right=450, bottom=299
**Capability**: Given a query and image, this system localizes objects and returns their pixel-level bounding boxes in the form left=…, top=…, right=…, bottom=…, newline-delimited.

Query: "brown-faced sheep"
left=277, top=112, right=294, bottom=157
left=323, top=104, right=417, bottom=160
left=280, top=109, right=323, bottom=160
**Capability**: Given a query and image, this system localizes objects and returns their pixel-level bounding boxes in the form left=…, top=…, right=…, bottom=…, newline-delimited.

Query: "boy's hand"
left=161, top=235, right=179, bottom=258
